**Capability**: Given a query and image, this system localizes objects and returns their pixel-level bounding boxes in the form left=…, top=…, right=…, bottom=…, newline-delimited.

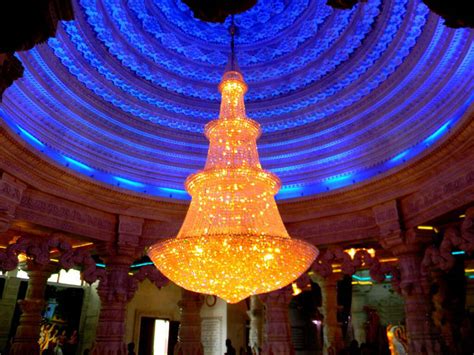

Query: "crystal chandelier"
left=149, top=22, right=318, bottom=303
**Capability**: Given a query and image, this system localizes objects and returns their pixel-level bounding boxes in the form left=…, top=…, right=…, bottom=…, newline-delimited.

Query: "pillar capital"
left=380, top=228, right=434, bottom=257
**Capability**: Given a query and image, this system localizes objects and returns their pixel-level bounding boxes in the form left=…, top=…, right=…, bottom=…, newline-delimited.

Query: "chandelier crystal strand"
left=149, top=23, right=318, bottom=303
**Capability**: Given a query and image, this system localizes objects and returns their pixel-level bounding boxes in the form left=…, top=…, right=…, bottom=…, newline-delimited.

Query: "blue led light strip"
left=2, top=104, right=467, bottom=201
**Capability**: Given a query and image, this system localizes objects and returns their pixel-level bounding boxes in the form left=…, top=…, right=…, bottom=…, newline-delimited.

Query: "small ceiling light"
left=417, top=225, right=439, bottom=233
left=292, top=283, right=303, bottom=296
left=345, top=247, right=376, bottom=260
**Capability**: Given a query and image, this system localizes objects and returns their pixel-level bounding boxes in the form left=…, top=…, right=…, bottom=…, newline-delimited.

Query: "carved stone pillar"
left=90, top=252, right=136, bottom=355
left=259, top=287, right=294, bottom=355
left=318, top=274, right=343, bottom=355
left=351, top=286, right=368, bottom=345
left=91, top=216, right=144, bottom=355
left=174, top=289, right=204, bottom=355
left=247, top=295, right=264, bottom=354
left=387, top=229, right=442, bottom=354
left=9, top=261, right=55, bottom=355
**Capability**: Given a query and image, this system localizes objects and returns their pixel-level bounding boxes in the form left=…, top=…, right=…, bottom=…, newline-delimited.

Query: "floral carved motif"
left=311, top=247, right=400, bottom=292
left=421, top=207, right=474, bottom=275
left=0, top=234, right=104, bottom=283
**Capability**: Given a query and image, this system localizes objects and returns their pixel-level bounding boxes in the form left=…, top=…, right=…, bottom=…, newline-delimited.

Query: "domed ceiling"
left=1, top=0, right=473, bottom=200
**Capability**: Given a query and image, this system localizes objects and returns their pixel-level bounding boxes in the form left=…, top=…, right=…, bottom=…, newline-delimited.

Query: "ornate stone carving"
left=311, top=247, right=399, bottom=290
left=90, top=255, right=135, bottom=355
left=402, top=168, right=474, bottom=227
left=381, top=229, right=442, bottom=354
left=0, top=235, right=97, bottom=355
left=372, top=200, right=402, bottom=237
left=9, top=261, right=56, bottom=355
left=133, top=265, right=169, bottom=290
left=422, top=209, right=474, bottom=275
left=259, top=286, right=294, bottom=355
left=174, top=289, right=204, bottom=355
left=90, top=242, right=167, bottom=355
left=118, top=215, right=144, bottom=247
left=0, top=234, right=104, bottom=283
left=0, top=172, right=26, bottom=232
left=17, top=189, right=116, bottom=239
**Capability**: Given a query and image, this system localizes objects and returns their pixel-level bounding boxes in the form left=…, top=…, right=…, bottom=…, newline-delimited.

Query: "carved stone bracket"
left=132, top=265, right=169, bottom=290
left=91, top=256, right=135, bottom=355
left=311, top=247, right=400, bottom=292
left=421, top=207, right=474, bottom=275
left=0, top=234, right=104, bottom=283
left=90, top=239, right=167, bottom=355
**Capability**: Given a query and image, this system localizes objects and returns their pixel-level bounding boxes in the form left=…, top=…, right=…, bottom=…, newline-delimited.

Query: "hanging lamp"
left=149, top=19, right=318, bottom=303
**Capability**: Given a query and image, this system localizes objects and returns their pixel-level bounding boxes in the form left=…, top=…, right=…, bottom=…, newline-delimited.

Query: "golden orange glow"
left=380, top=257, right=398, bottom=263
left=345, top=247, right=376, bottom=260
left=292, top=282, right=302, bottom=296
left=149, top=70, right=318, bottom=303
left=72, top=242, right=94, bottom=249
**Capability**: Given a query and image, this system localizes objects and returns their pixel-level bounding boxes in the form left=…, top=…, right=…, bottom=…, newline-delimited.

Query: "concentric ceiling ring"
left=0, top=0, right=473, bottom=200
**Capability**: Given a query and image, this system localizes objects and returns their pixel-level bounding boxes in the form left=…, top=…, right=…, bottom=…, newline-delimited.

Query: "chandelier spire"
left=148, top=21, right=318, bottom=303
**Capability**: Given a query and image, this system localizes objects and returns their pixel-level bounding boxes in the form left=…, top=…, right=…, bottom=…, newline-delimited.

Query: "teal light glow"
left=63, top=155, right=94, bottom=172
left=17, top=125, right=44, bottom=147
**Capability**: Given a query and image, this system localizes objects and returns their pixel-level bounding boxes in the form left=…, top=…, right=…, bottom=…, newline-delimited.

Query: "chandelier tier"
left=149, top=27, right=318, bottom=303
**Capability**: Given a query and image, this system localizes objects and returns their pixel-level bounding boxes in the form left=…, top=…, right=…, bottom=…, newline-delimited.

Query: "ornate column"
left=351, top=286, right=368, bottom=345
left=259, top=287, right=294, bottom=355
left=90, top=247, right=136, bottom=355
left=9, top=261, right=56, bottom=355
left=91, top=215, right=144, bottom=355
left=247, top=295, right=264, bottom=354
left=174, top=289, right=204, bottom=355
left=374, top=200, right=442, bottom=354
left=383, top=229, right=442, bottom=354
left=317, top=274, right=343, bottom=355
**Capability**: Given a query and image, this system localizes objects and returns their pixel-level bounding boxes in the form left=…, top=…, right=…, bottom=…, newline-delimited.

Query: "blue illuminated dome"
left=1, top=0, right=473, bottom=200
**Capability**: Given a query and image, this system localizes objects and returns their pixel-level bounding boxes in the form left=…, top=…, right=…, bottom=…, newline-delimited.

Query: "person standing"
left=225, top=339, right=236, bottom=355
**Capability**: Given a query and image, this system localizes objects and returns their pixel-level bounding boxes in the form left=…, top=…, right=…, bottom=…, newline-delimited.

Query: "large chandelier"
left=149, top=22, right=318, bottom=303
